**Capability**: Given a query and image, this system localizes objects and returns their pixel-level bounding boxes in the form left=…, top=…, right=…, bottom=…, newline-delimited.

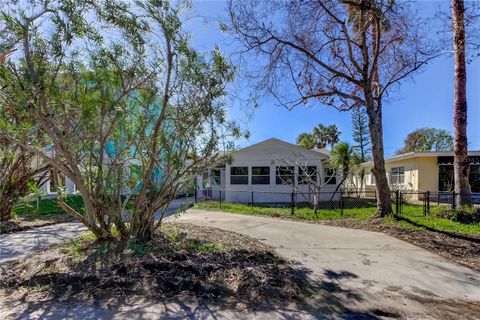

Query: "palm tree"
left=451, top=0, right=471, bottom=206
left=341, top=0, right=395, bottom=216
left=296, top=132, right=315, bottom=149
left=312, top=124, right=329, bottom=149
left=329, top=142, right=355, bottom=196
left=326, top=124, right=340, bottom=149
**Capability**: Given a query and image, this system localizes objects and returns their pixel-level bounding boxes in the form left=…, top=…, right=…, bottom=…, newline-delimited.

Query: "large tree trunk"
left=452, top=0, right=471, bottom=207
left=366, top=99, right=392, bottom=216
left=0, top=201, right=15, bottom=221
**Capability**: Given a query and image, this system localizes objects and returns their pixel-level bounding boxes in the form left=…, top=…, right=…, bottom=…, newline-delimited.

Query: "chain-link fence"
left=194, top=188, right=480, bottom=217
left=195, top=188, right=397, bottom=215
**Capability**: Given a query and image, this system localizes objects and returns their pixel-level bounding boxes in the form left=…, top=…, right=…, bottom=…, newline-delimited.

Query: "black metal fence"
left=399, top=191, right=480, bottom=215
left=194, top=188, right=480, bottom=216
left=195, top=188, right=391, bottom=215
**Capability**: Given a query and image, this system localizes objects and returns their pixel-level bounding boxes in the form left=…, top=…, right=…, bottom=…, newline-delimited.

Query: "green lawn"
left=195, top=201, right=480, bottom=236
left=195, top=200, right=375, bottom=221
left=13, top=195, right=85, bottom=218
left=399, top=204, right=480, bottom=236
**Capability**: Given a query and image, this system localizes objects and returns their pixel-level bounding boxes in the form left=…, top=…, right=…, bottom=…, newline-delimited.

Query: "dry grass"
left=0, top=222, right=312, bottom=309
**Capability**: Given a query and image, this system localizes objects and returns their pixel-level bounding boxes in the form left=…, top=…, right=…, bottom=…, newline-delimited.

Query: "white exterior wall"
left=218, top=139, right=339, bottom=203
left=40, top=175, right=76, bottom=197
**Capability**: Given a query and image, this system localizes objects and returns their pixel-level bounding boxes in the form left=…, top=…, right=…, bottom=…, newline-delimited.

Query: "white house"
left=197, top=138, right=340, bottom=204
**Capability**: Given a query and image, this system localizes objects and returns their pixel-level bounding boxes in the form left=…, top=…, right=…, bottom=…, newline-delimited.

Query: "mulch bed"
left=0, top=215, right=75, bottom=234
left=0, top=223, right=312, bottom=309
left=317, top=218, right=480, bottom=272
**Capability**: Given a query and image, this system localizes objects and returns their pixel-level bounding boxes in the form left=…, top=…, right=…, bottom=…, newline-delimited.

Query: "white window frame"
left=230, top=166, right=249, bottom=185
left=299, top=166, right=318, bottom=185
left=251, top=166, right=270, bottom=185
left=276, top=166, right=295, bottom=185
left=210, top=168, right=222, bottom=186
left=390, top=167, right=405, bottom=185
left=323, top=167, right=337, bottom=185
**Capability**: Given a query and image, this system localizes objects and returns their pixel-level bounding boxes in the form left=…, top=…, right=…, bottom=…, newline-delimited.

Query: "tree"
left=351, top=107, right=370, bottom=161
left=228, top=0, right=435, bottom=215
left=313, top=124, right=330, bottom=149
left=326, top=124, right=341, bottom=149
left=451, top=0, right=471, bottom=206
left=0, top=141, right=50, bottom=221
left=0, top=44, right=50, bottom=220
left=329, top=142, right=355, bottom=194
left=396, top=128, right=454, bottom=155
left=296, top=132, right=315, bottom=149
left=0, top=0, right=242, bottom=241
left=297, top=124, right=341, bottom=149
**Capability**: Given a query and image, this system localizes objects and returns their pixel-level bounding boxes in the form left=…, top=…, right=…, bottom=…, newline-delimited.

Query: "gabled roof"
left=360, top=150, right=480, bottom=166
left=234, top=138, right=330, bottom=159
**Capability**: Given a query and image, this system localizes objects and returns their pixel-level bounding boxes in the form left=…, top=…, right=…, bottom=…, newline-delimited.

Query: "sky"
left=184, top=0, right=480, bottom=157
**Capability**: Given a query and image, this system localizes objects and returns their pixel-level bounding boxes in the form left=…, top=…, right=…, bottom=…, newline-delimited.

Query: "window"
left=299, top=166, right=317, bottom=184
left=211, top=169, right=221, bottom=185
left=324, top=167, right=337, bottom=185
left=230, top=167, right=248, bottom=185
left=49, top=171, right=65, bottom=193
left=390, top=167, right=405, bottom=185
left=276, top=166, right=294, bottom=185
left=366, top=173, right=375, bottom=185
left=252, top=166, right=270, bottom=185
left=469, top=165, right=480, bottom=193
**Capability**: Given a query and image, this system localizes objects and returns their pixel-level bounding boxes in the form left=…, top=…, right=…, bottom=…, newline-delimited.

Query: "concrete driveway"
left=173, top=209, right=480, bottom=317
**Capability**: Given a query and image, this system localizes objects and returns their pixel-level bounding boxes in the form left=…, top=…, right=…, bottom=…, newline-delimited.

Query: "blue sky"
left=185, top=0, right=480, bottom=156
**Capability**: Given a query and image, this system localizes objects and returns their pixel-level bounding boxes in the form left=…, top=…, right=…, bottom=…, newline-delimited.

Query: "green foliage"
left=396, top=128, right=453, bottom=155
left=13, top=196, right=84, bottom=218
left=61, top=232, right=97, bottom=261
left=195, top=201, right=375, bottom=221
left=399, top=205, right=480, bottom=235
left=0, top=0, right=244, bottom=241
left=351, top=106, right=370, bottom=161
left=296, top=132, right=315, bottom=149
left=296, top=124, right=341, bottom=150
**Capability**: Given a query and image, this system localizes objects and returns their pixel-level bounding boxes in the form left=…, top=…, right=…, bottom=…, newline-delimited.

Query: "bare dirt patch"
left=0, top=214, right=75, bottom=234
left=0, top=222, right=311, bottom=310
left=317, top=218, right=480, bottom=272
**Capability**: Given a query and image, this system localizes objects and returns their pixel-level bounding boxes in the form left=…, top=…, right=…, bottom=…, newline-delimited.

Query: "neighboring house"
left=197, top=138, right=340, bottom=204
left=39, top=173, right=76, bottom=198
left=356, top=151, right=480, bottom=200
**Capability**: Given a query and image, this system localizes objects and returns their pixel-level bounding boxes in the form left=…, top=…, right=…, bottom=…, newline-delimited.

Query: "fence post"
left=395, top=190, right=400, bottom=215
left=399, top=192, right=403, bottom=214
left=251, top=191, right=254, bottom=207
left=426, top=191, right=430, bottom=215
left=291, top=191, right=295, bottom=215
left=340, top=191, right=344, bottom=216
left=437, top=192, right=440, bottom=205
left=452, top=191, right=456, bottom=211
left=219, top=190, right=222, bottom=208
left=422, top=192, right=426, bottom=216
left=194, top=188, right=197, bottom=203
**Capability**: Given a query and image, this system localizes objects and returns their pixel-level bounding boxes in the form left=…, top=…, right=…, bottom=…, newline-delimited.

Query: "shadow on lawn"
left=2, top=245, right=403, bottom=319
left=396, top=215, right=480, bottom=243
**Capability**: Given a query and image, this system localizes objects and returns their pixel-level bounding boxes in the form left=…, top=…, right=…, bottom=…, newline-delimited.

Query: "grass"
left=195, top=200, right=375, bottom=221
left=13, top=195, right=84, bottom=219
left=195, top=201, right=480, bottom=236
left=61, top=232, right=97, bottom=261
left=399, top=204, right=480, bottom=236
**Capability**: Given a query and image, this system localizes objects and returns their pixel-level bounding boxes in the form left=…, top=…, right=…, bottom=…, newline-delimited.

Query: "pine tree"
left=352, top=107, right=370, bottom=162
